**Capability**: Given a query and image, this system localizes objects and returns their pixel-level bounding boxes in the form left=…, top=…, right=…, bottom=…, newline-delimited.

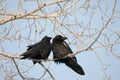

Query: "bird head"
left=43, top=36, right=52, bottom=42
left=53, top=35, right=68, bottom=42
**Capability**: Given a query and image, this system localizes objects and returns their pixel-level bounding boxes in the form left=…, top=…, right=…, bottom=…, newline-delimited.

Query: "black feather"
left=20, top=36, right=52, bottom=64
left=52, top=35, right=85, bottom=75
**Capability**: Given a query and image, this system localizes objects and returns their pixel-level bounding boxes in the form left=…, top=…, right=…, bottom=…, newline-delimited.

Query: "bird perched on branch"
left=20, top=36, right=52, bottom=64
left=52, top=35, right=85, bottom=75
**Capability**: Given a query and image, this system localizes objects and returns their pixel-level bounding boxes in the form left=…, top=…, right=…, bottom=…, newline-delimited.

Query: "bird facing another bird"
left=20, top=35, right=85, bottom=75
left=20, top=36, right=52, bottom=64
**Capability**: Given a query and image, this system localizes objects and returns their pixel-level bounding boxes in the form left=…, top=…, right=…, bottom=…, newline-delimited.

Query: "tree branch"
left=0, top=0, right=65, bottom=25
left=0, top=52, right=23, bottom=59
left=12, top=59, right=25, bottom=80
left=39, top=63, right=55, bottom=80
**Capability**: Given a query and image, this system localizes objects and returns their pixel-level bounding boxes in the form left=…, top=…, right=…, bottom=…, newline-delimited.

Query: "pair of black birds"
left=20, top=35, right=85, bottom=75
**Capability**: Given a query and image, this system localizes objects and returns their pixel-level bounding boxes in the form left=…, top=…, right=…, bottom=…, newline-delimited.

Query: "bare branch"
left=0, top=52, right=23, bottom=59
left=39, top=63, right=55, bottom=80
left=12, top=59, right=25, bottom=80
left=0, top=0, right=65, bottom=25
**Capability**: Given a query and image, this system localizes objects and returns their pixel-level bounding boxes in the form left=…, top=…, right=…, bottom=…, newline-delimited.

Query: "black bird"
left=20, top=36, right=52, bottom=64
left=52, top=35, right=85, bottom=75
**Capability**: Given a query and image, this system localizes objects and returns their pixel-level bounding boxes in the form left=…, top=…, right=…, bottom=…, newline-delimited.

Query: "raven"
left=52, top=35, right=85, bottom=75
left=20, top=36, right=52, bottom=64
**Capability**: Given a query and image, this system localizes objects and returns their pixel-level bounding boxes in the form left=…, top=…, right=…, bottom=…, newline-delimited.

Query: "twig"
left=12, top=58, right=25, bottom=80
left=0, top=0, right=65, bottom=25
left=0, top=52, right=23, bottom=58
left=39, top=63, right=55, bottom=80
left=92, top=50, right=109, bottom=80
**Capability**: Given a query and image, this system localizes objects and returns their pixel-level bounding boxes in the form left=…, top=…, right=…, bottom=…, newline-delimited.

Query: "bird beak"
left=63, top=37, right=68, bottom=40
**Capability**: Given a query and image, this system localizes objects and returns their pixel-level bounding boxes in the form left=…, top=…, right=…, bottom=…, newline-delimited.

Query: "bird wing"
left=21, top=46, right=42, bottom=59
left=62, top=41, right=73, bottom=54
left=27, top=45, right=34, bottom=50
left=62, top=41, right=78, bottom=62
left=27, top=42, right=40, bottom=50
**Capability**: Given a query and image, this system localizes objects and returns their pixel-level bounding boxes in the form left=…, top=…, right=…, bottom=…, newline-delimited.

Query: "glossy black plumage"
left=52, top=35, right=85, bottom=75
left=20, top=36, right=52, bottom=64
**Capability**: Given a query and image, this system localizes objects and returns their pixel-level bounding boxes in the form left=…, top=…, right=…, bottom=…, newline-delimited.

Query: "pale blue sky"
left=0, top=0, right=120, bottom=80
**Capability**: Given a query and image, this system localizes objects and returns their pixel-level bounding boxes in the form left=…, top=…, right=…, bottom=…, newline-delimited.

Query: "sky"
left=0, top=0, right=120, bottom=80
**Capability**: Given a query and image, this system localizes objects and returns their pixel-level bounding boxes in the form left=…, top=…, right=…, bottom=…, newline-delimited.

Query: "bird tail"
left=20, top=53, right=40, bottom=65
left=20, top=51, right=31, bottom=59
left=64, top=58, right=85, bottom=75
